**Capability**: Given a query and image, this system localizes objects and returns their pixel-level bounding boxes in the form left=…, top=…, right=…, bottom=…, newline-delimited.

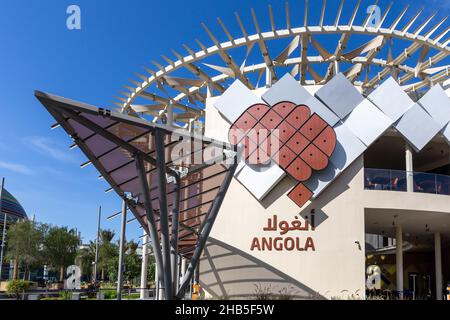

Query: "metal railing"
left=364, top=168, right=450, bottom=196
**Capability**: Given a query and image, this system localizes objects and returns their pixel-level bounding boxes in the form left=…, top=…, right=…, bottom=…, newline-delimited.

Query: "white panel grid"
left=214, top=80, right=264, bottom=123
left=367, top=77, right=414, bottom=122
left=315, top=73, right=365, bottom=119
left=418, top=84, right=450, bottom=128
left=394, top=103, right=442, bottom=152
left=262, top=74, right=340, bottom=126
left=234, top=163, right=286, bottom=201
left=442, top=122, right=450, bottom=145
left=343, top=99, right=393, bottom=147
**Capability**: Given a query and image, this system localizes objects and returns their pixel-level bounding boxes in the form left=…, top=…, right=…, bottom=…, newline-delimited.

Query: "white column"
left=405, top=143, right=414, bottom=192
left=435, top=232, right=443, bottom=300
left=396, top=225, right=404, bottom=299
left=154, top=262, right=159, bottom=301
left=140, top=232, right=148, bottom=300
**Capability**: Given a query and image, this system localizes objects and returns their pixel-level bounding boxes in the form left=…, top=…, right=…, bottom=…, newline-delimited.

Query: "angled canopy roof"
left=35, top=91, right=238, bottom=258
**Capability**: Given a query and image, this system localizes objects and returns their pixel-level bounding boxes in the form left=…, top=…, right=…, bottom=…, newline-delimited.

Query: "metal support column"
left=135, top=153, right=166, bottom=299
left=140, top=230, right=149, bottom=300
left=0, top=178, right=6, bottom=281
left=93, top=206, right=101, bottom=282
left=154, top=129, right=173, bottom=299
left=176, top=159, right=238, bottom=299
left=116, top=199, right=127, bottom=300
left=396, top=225, right=404, bottom=299
left=170, top=175, right=181, bottom=294
left=435, top=232, right=443, bottom=300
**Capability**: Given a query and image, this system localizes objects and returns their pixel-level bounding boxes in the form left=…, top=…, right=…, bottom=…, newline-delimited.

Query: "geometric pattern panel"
left=418, top=84, right=450, bottom=128
left=343, top=99, right=393, bottom=147
left=315, top=73, right=365, bottom=119
left=329, top=122, right=367, bottom=172
left=228, top=101, right=337, bottom=208
left=394, top=103, right=442, bottom=152
left=234, top=163, right=286, bottom=201
left=214, top=80, right=265, bottom=123
left=367, top=77, right=414, bottom=122
left=442, top=122, right=450, bottom=145
left=262, top=73, right=340, bottom=126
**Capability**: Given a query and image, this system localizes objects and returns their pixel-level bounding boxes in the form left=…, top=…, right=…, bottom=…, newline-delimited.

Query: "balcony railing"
left=364, top=168, right=450, bottom=196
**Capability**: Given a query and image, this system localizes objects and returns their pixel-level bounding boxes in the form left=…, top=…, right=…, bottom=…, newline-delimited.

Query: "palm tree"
left=75, top=241, right=96, bottom=281
left=98, top=229, right=116, bottom=281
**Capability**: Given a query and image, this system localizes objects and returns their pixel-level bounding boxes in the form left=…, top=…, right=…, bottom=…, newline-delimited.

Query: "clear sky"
left=0, top=0, right=448, bottom=244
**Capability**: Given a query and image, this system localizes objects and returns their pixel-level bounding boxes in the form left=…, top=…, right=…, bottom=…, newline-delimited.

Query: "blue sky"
left=0, top=0, right=448, bottom=244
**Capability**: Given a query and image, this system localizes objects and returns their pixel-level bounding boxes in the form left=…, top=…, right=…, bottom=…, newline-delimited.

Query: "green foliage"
left=42, top=226, right=80, bottom=280
left=76, top=242, right=96, bottom=279
left=6, top=280, right=33, bottom=299
left=6, top=221, right=47, bottom=278
left=103, top=289, right=118, bottom=300
left=59, top=290, right=72, bottom=300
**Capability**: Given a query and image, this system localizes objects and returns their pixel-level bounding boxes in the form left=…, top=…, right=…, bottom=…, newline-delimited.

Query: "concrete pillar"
left=140, top=232, right=148, bottom=300
left=396, top=225, right=404, bottom=299
left=405, top=143, right=414, bottom=192
left=435, top=232, right=443, bottom=300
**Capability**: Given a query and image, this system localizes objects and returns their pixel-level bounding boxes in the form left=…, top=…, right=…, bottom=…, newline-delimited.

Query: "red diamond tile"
left=286, top=105, right=311, bottom=129
left=300, top=144, right=329, bottom=171
left=313, top=126, right=336, bottom=157
left=286, top=157, right=313, bottom=182
left=260, top=110, right=283, bottom=129
left=274, top=145, right=297, bottom=168
left=299, top=114, right=328, bottom=141
left=288, top=183, right=313, bottom=208
left=228, top=127, right=247, bottom=145
left=247, top=104, right=270, bottom=121
left=272, top=101, right=296, bottom=118
left=286, top=132, right=310, bottom=154
left=248, top=123, right=271, bottom=145
left=233, top=112, right=258, bottom=132
left=248, top=147, right=271, bottom=165
left=273, top=121, right=297, bottom=144
left=242, top=136, right=257, bottom=159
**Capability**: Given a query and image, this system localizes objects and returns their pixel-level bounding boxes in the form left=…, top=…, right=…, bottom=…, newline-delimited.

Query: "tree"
left=76, top=241, right=96, bottom=281
left=124, top=241, right=141, bottom=285
left=98, top=229, right=117, bottom=281
left=42, top=226, right=80, bottom=281
left=5, top=220, right=46, bottom=280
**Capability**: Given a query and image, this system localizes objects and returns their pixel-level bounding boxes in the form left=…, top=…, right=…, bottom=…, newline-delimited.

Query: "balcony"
left=364, top=168, right=450, bottom=195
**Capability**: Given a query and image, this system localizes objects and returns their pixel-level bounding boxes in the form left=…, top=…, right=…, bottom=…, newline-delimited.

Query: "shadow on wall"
left=199, top=237, right=326, bottom=300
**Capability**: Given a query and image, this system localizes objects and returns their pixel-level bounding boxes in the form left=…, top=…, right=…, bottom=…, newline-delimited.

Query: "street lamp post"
left=0, top=178, right=7, bottom=282
left=93, top=206, right=101, bottom=282
left=116, top=199, right=127, bottom=300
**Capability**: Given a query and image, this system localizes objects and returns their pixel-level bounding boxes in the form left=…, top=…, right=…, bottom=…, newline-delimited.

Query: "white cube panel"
left=235, top=163, right=286, bottom=201
left=418, top=84, right=450, bottom=128
left=214, top=80, right=264, bottom=123
left=262, top=74, right=340, bottom=126
left=395, top=103, right=442, bottom=152
left=304, top=163, right=341, bottom=198
left=442, top=122, right=450, bottom=145
left=329, top=122, right=367, bottom=171
left=368, top=77, right=414, bottom=122
left=343, top=99, right=393, bottom=147
left=315, top=73, right=364, bottom=119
